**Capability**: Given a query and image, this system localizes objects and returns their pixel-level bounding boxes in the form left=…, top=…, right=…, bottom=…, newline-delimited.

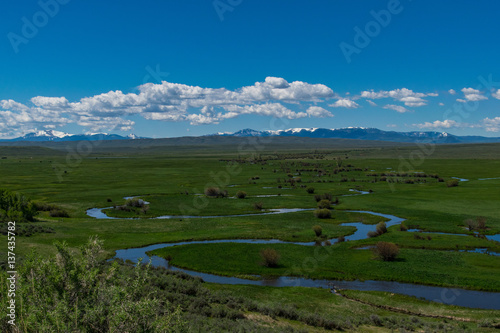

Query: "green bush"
left=314, top=209, right=331, bottom=219
left=235, top=191, right=247, bottom=199
left=306, top=187, right=315, bottom=194
left=376, top=222, right=387, bottom=235
left=49, top=209, right=70, bottom=218
left=373, top=242, right=399, bottom=261
left=253, top=202, right=263, bottom=210
left=260, top=248, right=280, bottom=267
left=446, top=179, right=459, bottom=187
left=312, top=225, right=322, bottom=236
left=317, top=199, right=331, bottom=209
left=0, top=189, right=37, bottom=222
left=204, top=187, right=228, bottom=198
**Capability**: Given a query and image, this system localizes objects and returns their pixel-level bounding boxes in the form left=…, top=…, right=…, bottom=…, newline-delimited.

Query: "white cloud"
left=306, top=106, right=334, bottom=118
left=383, top=104, right=411, bottom=113
left=31, top=96, right=69, bottom=109
left=360, top=88, right=435, bottom=107
left=491, top=89, right=500, bottom=100
left=460, top=87, right=487, bottom=102
left=482, top=117, right=500, bottom=132
left=439, top=102, right=445, bottom=106
left=448, top=89, right=456, bottom=95
left=328, top=99, right=359, bottom=109
left=413, top=119, right=462, bottom=129
left=399, top=96, right=427, bottom=107
left=367, top=100, right=377, bottom=107
left=386, top=124, right=397, bottom=128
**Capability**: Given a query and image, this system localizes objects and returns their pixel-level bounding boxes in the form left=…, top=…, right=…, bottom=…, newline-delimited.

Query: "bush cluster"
left=373, top=241, right=400, bottom=261
left=204, top=187, right=228, bottom=198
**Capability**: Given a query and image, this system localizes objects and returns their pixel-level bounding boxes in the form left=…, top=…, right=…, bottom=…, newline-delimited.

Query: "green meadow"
left=1, top=139, right=499, bottom=331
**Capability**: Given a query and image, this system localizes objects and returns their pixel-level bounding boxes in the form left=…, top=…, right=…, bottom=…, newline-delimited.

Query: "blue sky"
left=1, top=0, right=500, bottom=138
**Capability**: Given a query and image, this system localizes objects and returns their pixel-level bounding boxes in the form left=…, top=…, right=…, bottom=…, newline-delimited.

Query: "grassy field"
left=1, top=139, right=499, bottom=331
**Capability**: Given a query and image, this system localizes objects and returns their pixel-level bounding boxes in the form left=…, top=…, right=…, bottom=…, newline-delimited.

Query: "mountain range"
left=2, top=128, right=500, bottom=144
left=0, top=130, right=143, bottom=142
left=213, top=127, right=500, bottom=144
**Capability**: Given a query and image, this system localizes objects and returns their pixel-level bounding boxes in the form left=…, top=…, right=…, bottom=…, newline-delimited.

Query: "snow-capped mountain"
left=3, top=130, right=147, bottom=142
left=213, top=127, right=500, bottom=144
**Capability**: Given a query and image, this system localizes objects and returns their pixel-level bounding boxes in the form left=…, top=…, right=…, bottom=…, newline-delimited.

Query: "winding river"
left=87, top=191, right=500, bottom=310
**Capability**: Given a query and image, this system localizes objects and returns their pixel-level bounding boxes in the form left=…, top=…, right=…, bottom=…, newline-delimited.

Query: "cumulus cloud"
left=459, top=87, right=488, bottom=102
left=482, top=117, right=500, bottom=132
left=448, top=89, right=456, bottom=95
left=0, top=77, right=339, bottom=136
left=491, top=89, right=500, bottom=100
left=306, top=106, right=334, bottom=117
left=360, top=88, right=435, bottom=107
left=328, top=99, right=359, bottom=109
left=383, top=104, right=411, bottom=113
left=413, top=119, right=462, bottom=129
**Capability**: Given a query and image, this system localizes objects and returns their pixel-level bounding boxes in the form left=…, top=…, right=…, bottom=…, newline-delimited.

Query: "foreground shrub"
left=337, top=235, right=345, bottom=242
left=367, top=231, right=379, bottom=238
left=373, top=242, right=399, bottom=261
left=446, top=179, right=459, bottom=187
left=0, top=189, right=37, bottom=222
left=260, top=248, right=280, bottom=267
left=235, top=191, right=247, bottom=199
left=314, top=209, right=331, bottom=219
left=312, top=225, right=322, bottom=237
left=399, top=223, right=408, bottom=231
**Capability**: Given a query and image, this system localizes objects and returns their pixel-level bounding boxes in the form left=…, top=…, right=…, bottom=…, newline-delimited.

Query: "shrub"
left=314, top=194, right=321, bottom=202
left=317, top=199, right=331, bottom=209
left=399, top=223, right=408, bottom=231
left=260, top=248, right=280, bottom=267
left=321, top=193, right=332, bottom=201
left=204, top=187, right=228, bottom=198
left=1, top=189, right=37, bottom=222
left=446, top=179, right=459, bottom=187
left=253, top=202, right=263, bottom=210
left=205, top=187, right=221, bottom=197
left=373, top=242, right=399, bottom=261
left=465, top=219, right=476, bottom=231
left=312, top=225, right=322, bottom=237
left=107, top=198, right=113, bottom=202
left=337, top=235, right=345, bottom=243
left=367, top=231, right=379, bottom=238
left=324, top=240, right=332, bottom=246
left=376, top=222, right=387, bottom=235
left=306, top=187, right=315, bottom=194
left=235, top=191, right=247, bottom=199
left=476, top=216, right=487, bottom=230
left=49, top=209, right=69, bottom=218
left=314, top=209, right=331, bottom=219
left=125, top=198, right=145, bottom=208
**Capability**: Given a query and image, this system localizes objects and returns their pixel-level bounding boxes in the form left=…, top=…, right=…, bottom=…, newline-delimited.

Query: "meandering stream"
left=86, top=190, right=500, bottom=309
